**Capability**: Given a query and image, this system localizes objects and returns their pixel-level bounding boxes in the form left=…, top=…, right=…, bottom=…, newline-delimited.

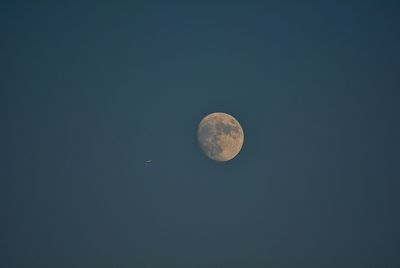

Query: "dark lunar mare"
left=215, top=122, right=240, bottom=138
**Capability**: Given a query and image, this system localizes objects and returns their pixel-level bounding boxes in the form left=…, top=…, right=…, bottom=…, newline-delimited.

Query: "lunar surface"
left=197, top=112, right=244, bottom=161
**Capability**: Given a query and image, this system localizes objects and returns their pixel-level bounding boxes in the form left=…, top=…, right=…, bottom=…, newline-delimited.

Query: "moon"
left=197, top=112, right=244, bottom=161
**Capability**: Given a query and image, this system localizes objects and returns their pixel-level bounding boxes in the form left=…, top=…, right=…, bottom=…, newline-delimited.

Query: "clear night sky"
left=1, top=2, right=400, bottom=267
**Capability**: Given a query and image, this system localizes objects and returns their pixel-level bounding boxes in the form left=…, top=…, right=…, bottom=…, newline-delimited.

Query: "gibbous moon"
left=197, top=112, right=244, bottom=161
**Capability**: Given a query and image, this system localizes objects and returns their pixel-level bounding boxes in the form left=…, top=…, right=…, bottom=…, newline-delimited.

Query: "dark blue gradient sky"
left=1, top=2, right=400, bottom=267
